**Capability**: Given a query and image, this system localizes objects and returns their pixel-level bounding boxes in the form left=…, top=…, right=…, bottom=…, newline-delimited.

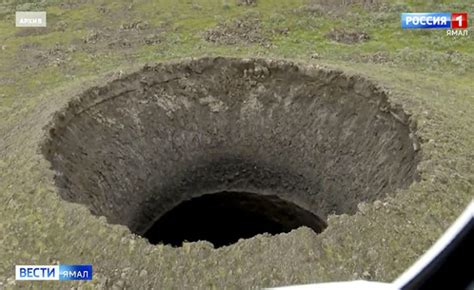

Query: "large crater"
left=42, top=57, right=419, bottom=248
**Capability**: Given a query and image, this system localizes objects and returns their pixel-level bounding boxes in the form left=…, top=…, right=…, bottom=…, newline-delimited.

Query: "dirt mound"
left=42, top=57, right=419, bottom=248
left=202, top=16, right=267, bottom=45
left=236, top=0, right=257, bottom=6
left=326, top=28, right=370, bottom=44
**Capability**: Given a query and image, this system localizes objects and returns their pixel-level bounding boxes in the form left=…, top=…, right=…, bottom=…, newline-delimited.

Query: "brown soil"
left=236, top=0, right=258, bottom=6
left=326, top=28, right=370, bottom=44
left=202, top=15, right=267, bottom=45
left=42, top=57, right=420, bottom=248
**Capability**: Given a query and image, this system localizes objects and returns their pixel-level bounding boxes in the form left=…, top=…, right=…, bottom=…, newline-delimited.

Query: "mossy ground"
left=0, top=0, right=473, bottom=289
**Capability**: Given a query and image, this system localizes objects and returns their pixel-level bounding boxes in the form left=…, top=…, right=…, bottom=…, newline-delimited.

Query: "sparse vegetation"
left=309, top=0, right=383, bottom=12
left=0, top=0, right=472, bottom=289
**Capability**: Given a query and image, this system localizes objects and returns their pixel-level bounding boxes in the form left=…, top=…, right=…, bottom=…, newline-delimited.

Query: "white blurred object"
left=269, top=200, right=474, bottom=290
left=270, top=280, right=395, bottom=290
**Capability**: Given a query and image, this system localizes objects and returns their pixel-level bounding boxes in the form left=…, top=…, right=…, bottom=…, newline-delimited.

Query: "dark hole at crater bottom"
left=144, top=191, right=327, bottom=248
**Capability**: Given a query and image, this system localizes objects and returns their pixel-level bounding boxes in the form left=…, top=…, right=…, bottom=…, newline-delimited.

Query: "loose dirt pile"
left=203, top=16, right=267, bottom=45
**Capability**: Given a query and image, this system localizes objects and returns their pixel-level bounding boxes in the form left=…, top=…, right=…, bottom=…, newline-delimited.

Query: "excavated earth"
left=42, top=57, right=418, bottom=248
left=2, top=57, right=471, bottom=289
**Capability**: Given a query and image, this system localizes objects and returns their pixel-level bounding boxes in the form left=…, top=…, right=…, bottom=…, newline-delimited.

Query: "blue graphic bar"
left=401, top=13, right=451, bottom=29
left=59, top=265, right=93, bottom=281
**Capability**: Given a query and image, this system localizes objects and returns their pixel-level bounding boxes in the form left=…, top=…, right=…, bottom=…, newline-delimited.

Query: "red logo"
left=452, top=13, right=468, bottom=29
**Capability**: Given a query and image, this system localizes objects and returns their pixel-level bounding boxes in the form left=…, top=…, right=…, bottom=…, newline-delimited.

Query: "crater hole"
left=42, top=57, right=419, bottom=248
left=144, top=191, right=326, bottom=248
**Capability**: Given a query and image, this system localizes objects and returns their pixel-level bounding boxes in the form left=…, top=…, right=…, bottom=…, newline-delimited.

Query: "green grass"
left=0, top=0, right=472, bottom=141
left=0, top=0, right=473, bottom=288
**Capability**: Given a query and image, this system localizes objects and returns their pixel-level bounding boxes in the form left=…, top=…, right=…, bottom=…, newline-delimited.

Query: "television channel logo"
left=15, top=265, right=93, bottom=281
left=401, top=12, right=468, bottom=29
